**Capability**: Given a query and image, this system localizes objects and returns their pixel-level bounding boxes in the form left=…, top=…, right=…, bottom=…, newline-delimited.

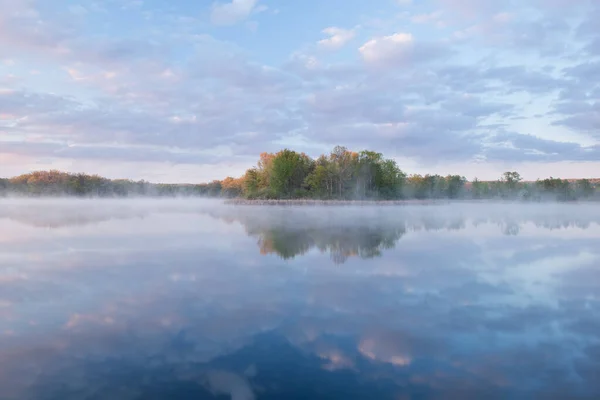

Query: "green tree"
left=502, top=171, right=522, bottom=189
left=329, top=146, right=357, bottom=198
left=243, top=168, right=260, bottom=198
left=355, top=150, right=384, bottom=198
left=446, top=175, right=466, bottom=199
left=305, top=156, right=334, bottom=198
left=270, top=149, right=313, bottom=198
left=379, top=159, right=405, bottom=199
left=537, top=177, right=573, bottom=201
left=577, top=179, right=594, bottom=198
left=472, top=178, right=483, bottom=199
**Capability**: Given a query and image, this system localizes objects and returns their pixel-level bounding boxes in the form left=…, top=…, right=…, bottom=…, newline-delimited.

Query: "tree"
left=206, top=180, right=222, bottom=197
left=269, top=149, right=313, bottom=198
left=355, top=150, right=384, bottom=198
left=502, top=171, right=522, bottom=189
left=243, top=168, right=260, bottom=198
left=407, top=174, right=425, bottom=199
left=378, top=159, right=405, bottom=199
left=0, top=178, right=7, bottom=197
left=1, top=149, right=597, bottom=202
left=499, top=171, right=523, bottom=198
left=221, top=176, right=244, bottom=198
left=577, top=179, right=594, bottom=198
left=304, top=156, right=334, bottom=198
left=537, top=177, right=573, bottom=201
left=329, top=146, right=358, bottom=198
left=446, top=175, right=466, bottom=199
left=257, top=152, right=276, bottom=188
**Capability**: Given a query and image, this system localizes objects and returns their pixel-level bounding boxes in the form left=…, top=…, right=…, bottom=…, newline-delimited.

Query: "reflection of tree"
left=222, top=210, right=416, bottom=263
left=317, top=226, right=405, bottom=264
left=2, top=202, right=597, bottom=257
left=534, top=219, right=592, bottom=230
left=257, top=229, right=314, bottom=259
left=207, top=206, right=597, bottom=263
left=502, top=220, right=520, bottom=236
left=252, top=225, right=406, bottom=263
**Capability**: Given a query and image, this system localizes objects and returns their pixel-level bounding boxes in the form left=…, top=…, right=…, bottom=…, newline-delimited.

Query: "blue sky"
left=0, top=0, right=598, bottom=182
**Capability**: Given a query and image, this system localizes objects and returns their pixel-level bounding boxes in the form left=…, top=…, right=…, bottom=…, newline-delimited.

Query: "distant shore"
left=227, top=199, right=469, bottom=206
left=224, top=198, right=600, bottom=206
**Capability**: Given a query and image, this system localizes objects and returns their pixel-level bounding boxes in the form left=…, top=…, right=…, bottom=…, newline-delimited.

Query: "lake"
left=1, top=199, right=599, bottom=399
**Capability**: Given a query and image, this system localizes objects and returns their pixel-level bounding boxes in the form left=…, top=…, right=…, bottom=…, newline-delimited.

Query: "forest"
left=1, top=146, right=598, bottom=201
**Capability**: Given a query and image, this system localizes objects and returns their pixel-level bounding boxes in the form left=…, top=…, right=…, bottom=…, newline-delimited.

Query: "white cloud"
left=211, top=0, right=259, bottom=26
left=318, top=27, right=356, bottom=51
left=359, top=32, right=452, bottom=68
left=359, top=33, right=414, bottom=65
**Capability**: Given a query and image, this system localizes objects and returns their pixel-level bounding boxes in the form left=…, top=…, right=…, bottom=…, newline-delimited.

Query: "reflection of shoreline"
left=0, top=200, right=212, bottom=228
left=1, top=212, right=149, bottom=229
left=207, top=206, right=599, bottom=263
left=2, top=201, right=598, bottom=263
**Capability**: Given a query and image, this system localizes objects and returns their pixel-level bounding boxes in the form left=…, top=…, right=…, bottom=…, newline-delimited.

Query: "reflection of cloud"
left=201, top=369, right=255, bottom=400
left=358, top=337, right=412, bottom=367
left=318, top=349, right=355, bottom=371
left=64, top=313, right=116, bottom=329
left=0, top=201, right=600, bottom=398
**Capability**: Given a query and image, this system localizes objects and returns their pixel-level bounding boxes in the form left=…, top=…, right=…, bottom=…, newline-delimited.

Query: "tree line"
left=219, top=146, right=598, bottom=201
left=0, top=170, right=218, bottom=197
left=1, top=146, right=598, bottom=201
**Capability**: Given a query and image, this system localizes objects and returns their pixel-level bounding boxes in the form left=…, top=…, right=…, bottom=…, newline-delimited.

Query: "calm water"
left=1, top=200, right=599, bottom=400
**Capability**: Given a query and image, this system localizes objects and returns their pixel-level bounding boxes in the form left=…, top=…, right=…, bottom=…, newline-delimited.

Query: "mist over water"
left=1, top=199, right=599, bottom=399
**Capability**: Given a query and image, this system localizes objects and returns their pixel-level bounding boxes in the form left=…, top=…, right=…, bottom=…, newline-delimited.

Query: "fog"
left=1, top=199, right=599, bottom=399
left=1, top=197, right=598, bottom=228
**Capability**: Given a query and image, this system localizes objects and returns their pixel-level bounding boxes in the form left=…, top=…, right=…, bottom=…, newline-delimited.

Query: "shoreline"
left=223, top=198, right=600, bottom=206
left=0, top=197, right=596, bottom=205
left=227, top=199, right=482, bottom=206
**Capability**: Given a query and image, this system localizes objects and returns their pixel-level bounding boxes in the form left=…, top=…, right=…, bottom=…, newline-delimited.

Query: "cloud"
left=0, top=89, right=76, bottom=117
left=484, top=132, right=600, bottom=162
left=360, top=33, right=413, bottom=64
left=300, top=82, right=486, bottom=162
left=359, top=33, right=450, bottom=67
left=411, top=10, right=445, bottom=26
left=441, top=93, right=513, bottom=118
left=438, top=0, right=505, bottom=18
left=318, top=27, right=356, bottom=51
left=0, top=0, right=76, bottom=56
left=548, top=61, right=600, bottom=137
left=210, top=0, right=260, bottom=26
left=552, top=104, right=600, bottom=137
left=1, top=0, right=599, bottom=179
left=0, top=138, right=242, bottom=165
left=450, top=5, right=574, bottom=58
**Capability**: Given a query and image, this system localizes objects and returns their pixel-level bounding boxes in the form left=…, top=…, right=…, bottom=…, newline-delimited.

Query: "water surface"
left=1, top=200, right=599, bottom=399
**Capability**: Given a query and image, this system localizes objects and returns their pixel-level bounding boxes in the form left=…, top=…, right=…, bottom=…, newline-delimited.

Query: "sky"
left=0, top=0, right=598, bottom=183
